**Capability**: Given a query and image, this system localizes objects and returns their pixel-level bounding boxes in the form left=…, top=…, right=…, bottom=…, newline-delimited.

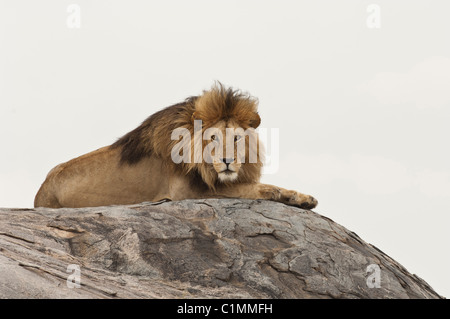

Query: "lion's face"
left=188, top=117, right=263, bottom=189
left=208, top=120, right=244, bottom=183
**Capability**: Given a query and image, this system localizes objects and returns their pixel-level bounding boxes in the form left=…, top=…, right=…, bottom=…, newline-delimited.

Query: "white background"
left=1, top=0, right=449, bottom=297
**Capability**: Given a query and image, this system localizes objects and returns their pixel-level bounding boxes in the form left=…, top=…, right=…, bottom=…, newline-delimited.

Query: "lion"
left=34, top=83, right=318, bottom=209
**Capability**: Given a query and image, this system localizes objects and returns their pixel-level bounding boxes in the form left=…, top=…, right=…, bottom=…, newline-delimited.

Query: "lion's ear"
left=249, top=113, right=261, bottom=128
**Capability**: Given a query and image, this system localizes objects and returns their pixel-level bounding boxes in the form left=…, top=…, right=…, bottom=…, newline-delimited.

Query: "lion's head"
left=112, top=82, right=264, bottom=190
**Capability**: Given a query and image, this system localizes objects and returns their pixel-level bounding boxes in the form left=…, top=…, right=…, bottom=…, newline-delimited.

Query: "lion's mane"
left=111, top=83, right=264, bottom=189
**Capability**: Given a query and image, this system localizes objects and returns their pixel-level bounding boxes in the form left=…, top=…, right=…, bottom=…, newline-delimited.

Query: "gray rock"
left=0, top=199, right=443, bottom=298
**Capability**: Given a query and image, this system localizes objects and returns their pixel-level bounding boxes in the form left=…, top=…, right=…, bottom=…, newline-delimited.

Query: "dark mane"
left=111, top=98, right=197, bottom=165
left=110, top=120, right=149, bottom=165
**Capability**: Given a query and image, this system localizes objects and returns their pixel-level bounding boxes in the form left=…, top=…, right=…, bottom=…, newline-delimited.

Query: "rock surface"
left=0, top=199, right=443, bottom=298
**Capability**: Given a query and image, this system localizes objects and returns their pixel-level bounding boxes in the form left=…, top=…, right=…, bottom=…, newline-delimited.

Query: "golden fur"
left=34, top=83, right=318, bottom=209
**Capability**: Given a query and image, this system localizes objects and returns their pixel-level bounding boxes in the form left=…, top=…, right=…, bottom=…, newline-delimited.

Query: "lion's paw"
left=299, top=195, right=318, bottom=210
left=284, top=191, right=318, bottom=210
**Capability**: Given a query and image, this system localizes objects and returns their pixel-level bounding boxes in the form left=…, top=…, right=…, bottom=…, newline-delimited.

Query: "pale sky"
left=1, top=0, right=449, bottom=297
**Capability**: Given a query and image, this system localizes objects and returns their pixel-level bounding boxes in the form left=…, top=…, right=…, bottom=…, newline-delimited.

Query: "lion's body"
left=34, top=84, right=317, bottom=209
left=35, top=147, right=171, bottom=207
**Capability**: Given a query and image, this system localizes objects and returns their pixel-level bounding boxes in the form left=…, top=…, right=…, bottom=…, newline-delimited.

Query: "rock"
left=0, top=199, right=443, bottom=298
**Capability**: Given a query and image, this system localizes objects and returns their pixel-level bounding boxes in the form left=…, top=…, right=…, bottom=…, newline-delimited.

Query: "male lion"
left=34, top=83, right=318, bottom=209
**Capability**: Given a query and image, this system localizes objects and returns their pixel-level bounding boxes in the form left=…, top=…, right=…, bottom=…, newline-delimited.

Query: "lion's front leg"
left=257, top=184, right=318, bottom=209
left=212, top=183, right=318, bottom=209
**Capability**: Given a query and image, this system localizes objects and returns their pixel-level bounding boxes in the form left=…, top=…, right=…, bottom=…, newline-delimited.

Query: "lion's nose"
left=222, top=158, right=234, bottom=167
